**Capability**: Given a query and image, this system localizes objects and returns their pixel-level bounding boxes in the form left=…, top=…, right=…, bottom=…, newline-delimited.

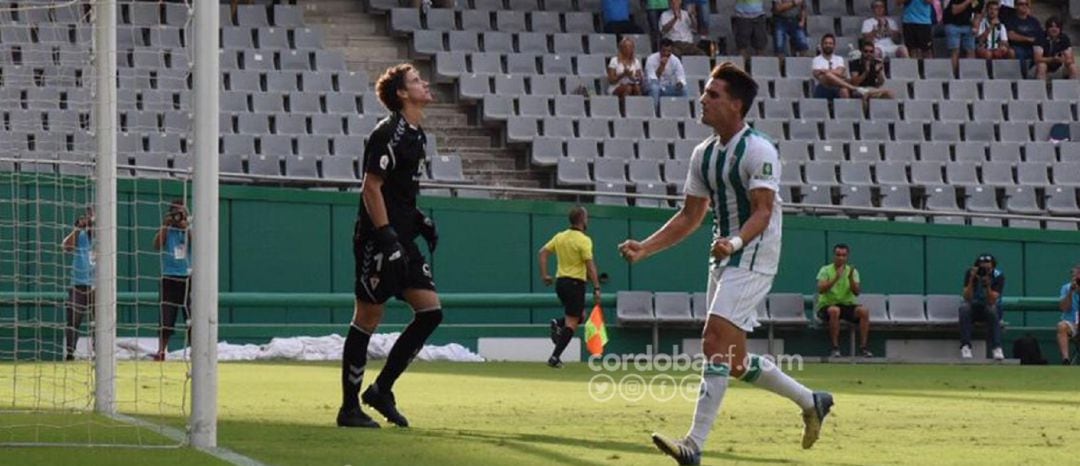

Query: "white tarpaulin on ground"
left=79, top=334, right=485, bottom=362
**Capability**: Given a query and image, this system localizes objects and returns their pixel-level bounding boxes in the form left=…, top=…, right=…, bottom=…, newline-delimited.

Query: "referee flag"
left=584, top=304, right=608, bottom=356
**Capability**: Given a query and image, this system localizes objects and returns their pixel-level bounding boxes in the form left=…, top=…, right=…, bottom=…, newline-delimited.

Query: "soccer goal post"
left=0, top=0, right=218, bottom=449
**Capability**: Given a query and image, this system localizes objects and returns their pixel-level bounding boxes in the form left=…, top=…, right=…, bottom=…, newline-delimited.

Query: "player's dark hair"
left=375, top=64, right=415, bottom=113
left=834, top=243, right=850, bottom=252
left=859, top=38, right=874, bottom=51
left=1045, top=16, right=1062, bottom=29
left=568, top=206, right=587, bottom=227
left=821, top=33, right=836, bottom=45
left=709, top=62, right=758, bottom=118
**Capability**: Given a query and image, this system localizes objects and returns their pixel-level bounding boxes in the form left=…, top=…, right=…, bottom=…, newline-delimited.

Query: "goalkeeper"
left=337, top=64, right=442, bottom=429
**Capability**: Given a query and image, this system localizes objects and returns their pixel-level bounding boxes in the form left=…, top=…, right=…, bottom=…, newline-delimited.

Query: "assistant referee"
left=538, top=206, right=601, bottom=368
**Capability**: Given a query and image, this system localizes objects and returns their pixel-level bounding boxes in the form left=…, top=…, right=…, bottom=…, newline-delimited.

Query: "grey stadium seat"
left=654, top=292, right=694, bottom=322
left=556, top=157, right=592, bottom=185
left=617, top=291, right=654, bottom=324
left=431, top=154, right=467, bottom=182
left=859, top=293, right=889, bottom=322
left=926, top=295, right=963, bottom=323
left=888, top=295, right=926, bottom=323
left=1005, top=186, right=1042, bottom=214
left=1046, top=187, right=1080, bottom=215
left=879, top=184, right=914, bottom=209
left=767, top=293, right=806, bottom=324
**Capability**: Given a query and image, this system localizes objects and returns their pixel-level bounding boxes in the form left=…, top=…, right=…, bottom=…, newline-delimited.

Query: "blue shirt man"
left=1056, top=265, right=1080, bottom=364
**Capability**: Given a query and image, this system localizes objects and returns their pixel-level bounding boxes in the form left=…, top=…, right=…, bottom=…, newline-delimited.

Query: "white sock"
left=741, top=354, right=814, bottom=410
left=685, top=362, right=729, bottom=450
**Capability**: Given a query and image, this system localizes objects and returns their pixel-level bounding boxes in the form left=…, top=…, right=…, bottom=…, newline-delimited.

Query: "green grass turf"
left=4, top=361, right=1080, bottom=465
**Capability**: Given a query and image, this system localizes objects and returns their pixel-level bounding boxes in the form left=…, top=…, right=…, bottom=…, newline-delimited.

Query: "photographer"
left=959, top=253, right=1005, bottom=361
left=1055, top=265, right=1080, bottom=365
left=1032, top=17, right=1078, bottom=80
left=847, top=39, right=896, bottom=102
left=152, top=199, right=192, bottom=362
left=61, top=206, right=95, bottom=361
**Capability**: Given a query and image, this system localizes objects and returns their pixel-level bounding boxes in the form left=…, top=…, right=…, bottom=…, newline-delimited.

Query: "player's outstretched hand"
left=618, top=240, right=648, bottom=264
left=711, top=238, right=734, bottom=259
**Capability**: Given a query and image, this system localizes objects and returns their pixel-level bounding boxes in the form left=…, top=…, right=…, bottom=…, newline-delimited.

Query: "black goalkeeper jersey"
left=356, top=112, right=428, bottom=238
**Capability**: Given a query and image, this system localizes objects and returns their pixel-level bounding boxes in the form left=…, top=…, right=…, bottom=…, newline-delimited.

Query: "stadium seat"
left=431, top=155, right=467, bottom=182
left=654, top=292, right=694, bottom=322
left=1046, top=187, right=1080, bottom=215
left=566, top=140, right=598, bottom=161
left=879, top=184, right=914, bottom=209
left=616, top=291, right=655, bottom=325
left=839, top=185, right=874, bottom=208
left=1005, top=186, right=1041, bottom=214
left=924, top=185, right=959, bottom=210
left=556, top=157, right=591, bottom=185
left=965, top=186, right=1003, bottom=213
left=888, top=295, right=926, bottom=323
left=981, top=162, right=1016, bottom=187
left=858, top=293, right=888, bottom=322
left=593, top=158, right=628, bottom=185
left=767, top=294, right=806, bottom=324
left=926, top=295, right=963, bottom=323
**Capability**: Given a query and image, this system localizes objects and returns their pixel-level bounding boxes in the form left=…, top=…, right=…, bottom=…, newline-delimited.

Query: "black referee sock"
left=341, top=324, right=370, bottom=411
left=552, top=326, right=575, bottom=359
left=375, top=309, right=443, bottom=393
left=555, top=317, right=566, bottom=328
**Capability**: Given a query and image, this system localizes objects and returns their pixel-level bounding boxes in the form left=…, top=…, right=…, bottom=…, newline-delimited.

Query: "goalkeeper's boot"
left=362, top=384, right=409, bottom=427
left=801, top=391, right=834, bottom=449
left=651, top=433, right=701, bottom=466
left=336, top=406, right=379, bottom=428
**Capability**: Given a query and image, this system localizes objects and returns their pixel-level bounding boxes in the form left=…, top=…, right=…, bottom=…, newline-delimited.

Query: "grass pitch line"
left=108, top=413, right=266, bottom=466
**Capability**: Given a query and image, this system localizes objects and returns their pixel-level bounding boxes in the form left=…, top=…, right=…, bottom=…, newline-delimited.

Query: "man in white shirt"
left=861, top=0, right=908, bottom=58
left=622, top=62, right=833, bottom=466
left=659, top=0, right=705, bottom=55
left=812, top=34, right=863, bottom=99
left=645, top=39, right=688, bottom=108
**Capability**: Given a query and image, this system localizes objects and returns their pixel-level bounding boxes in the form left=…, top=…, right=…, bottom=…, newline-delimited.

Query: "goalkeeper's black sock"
left=375, top=309, right=443, bottom=392
left=341, top=324, right=370, bottom=411
left=551, top=326, right=575, bottom=359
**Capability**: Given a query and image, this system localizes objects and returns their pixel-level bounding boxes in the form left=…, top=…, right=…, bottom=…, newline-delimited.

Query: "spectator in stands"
left=997, top=0, right=1016, bottom=23
left=959, top=253, right=1005, bottom=361
left=412, top=0, right=452, bottom=9
left=684, top=0, right=709, bottom=41
left=976, top=1, right=1015, bottom=59
left=943, top=0, right=980, bottom=77
left=1005, top=0, right=1042, bottom=76
left=608, top=37, right=645, bottom=99
left=1055, top=264, right=1080, bottom=364
left=815, top=244, right=873, bottom=358
left=645, top=38, right=688, bottom=107
left=660, top=0, right=705, bottom=55
left=848, top=38, right=897, bottom=100
left=153, top=199, right=192, bottom=362
left=812, top=34, right=864, bottom=99
left=899, top=0, right=935, bottom=58
left=604, top=0, right=644, bottom=34
left=61, top=206, right=94, bottom=361
left=733, top=0, right=769, bottom=57
left=539, top=206, right=602, bottom=368
left=772, top=0, right=810, bottom=57
left=863, top=0, right=909, bottom=58
left=1033, top=16, right=1079, bottom=80
left=645, top=0, right=671, bottom=51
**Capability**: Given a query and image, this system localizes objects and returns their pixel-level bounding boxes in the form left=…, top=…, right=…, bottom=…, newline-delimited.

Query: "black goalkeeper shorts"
left=353, top=222, right=436, bottom=305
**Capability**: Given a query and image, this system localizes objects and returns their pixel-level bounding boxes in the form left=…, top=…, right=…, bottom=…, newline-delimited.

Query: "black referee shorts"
left=353, top=222, right=436, bottom=305
left=160, top=275, right=191, bottom=337
left=555, top=277, right=586, bottom=319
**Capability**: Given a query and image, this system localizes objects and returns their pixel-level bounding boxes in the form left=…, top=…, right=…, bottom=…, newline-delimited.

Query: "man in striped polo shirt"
left=619, top=62, right=833, bottom=465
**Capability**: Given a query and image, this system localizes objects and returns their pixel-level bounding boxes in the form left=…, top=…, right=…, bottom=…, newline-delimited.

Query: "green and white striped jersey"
left=684, top=124, right=783, bottom=275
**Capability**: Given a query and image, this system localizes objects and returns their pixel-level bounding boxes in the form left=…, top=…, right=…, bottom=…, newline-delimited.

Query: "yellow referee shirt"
left=543, top=229, right=593, bottom=281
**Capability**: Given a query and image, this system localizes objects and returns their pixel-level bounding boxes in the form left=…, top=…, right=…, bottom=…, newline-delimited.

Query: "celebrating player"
left=337, top=64, right=442, bottom=429
left=618, top=62, right=833, bottom=465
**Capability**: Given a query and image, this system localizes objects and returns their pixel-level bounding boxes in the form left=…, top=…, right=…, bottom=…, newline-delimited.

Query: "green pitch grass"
left=4, top=361, right=1080, bottom=465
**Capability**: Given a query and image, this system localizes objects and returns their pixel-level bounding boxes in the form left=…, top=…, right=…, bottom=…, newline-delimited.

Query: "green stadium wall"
left=1, top=175, right=1078, bottom=358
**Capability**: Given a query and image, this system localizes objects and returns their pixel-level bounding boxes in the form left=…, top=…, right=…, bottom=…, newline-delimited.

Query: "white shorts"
left=1064, top=321, right=1077, bottom=337
left=875, top=40, right=902, bottom=58
left=705, top=266, right=774, bottom=332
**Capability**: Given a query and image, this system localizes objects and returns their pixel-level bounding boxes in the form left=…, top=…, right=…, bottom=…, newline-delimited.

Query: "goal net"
left=0, top=0, right=213, bottom=447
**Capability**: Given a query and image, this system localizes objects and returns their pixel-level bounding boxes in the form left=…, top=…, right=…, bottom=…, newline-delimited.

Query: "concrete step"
left=426, top=127, right=492, bottom=138
left=435, top=134, right=496, bottom=148
left=300, top=0, right=372, bottom=17
left=460, top=156, right=517, bottom=171
left=306, top=17, right=384, bottom=36
left=340, top=42, right=409, bottom=63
